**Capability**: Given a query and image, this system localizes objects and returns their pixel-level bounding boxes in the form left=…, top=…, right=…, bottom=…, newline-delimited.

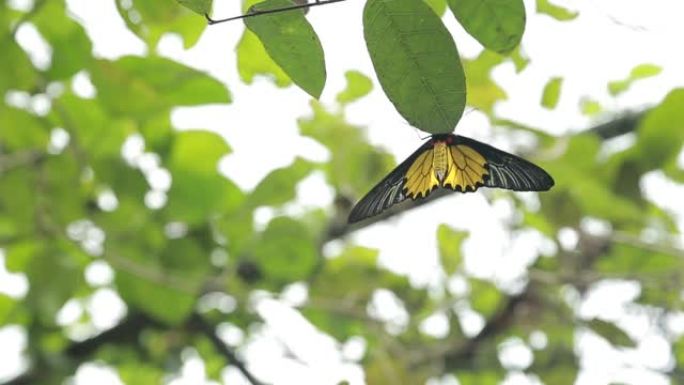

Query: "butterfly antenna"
left=206, top=0, right=347, bottom=25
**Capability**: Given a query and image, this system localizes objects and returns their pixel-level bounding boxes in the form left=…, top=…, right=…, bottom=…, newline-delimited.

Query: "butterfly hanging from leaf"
left=348, top=134, right=554, bottom=223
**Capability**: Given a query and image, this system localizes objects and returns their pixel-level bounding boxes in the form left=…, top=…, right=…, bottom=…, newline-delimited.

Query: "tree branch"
left=589, top=112, right=644, bottom=140
left=408, top=289, right=531, bottom=369
left=188, top=314, right=265, bottom=385
left=1, top=313, right=163, bottom=385
left=205, top=0, right=347, bottom=25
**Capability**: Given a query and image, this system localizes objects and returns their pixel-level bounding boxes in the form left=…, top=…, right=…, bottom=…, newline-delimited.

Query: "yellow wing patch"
left=444, top=144, right=488, bottom=191
left=403, top=143, right=489, bottom=200
left=405, top=149, right=439, bottom=199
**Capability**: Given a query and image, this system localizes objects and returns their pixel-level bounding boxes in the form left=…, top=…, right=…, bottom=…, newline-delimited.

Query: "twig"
left=205, top=0, right=347, bottom=25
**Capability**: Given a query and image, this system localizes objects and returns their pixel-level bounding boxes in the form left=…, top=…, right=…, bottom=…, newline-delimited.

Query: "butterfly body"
left=348, top=134, right=554, bottom=223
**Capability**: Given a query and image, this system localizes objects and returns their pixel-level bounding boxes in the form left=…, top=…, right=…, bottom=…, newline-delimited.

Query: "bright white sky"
left=3, top=0, right=684, bottom=384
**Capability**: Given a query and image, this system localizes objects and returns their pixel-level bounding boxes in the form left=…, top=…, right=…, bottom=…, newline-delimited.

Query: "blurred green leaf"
left=165, top=131, right=244, bottom=224
left=306, top=245, right=423, bottom=340
left=437, top=224, right=467, bottom=275
left=118, top=363, right=164, bottom=384
left=138, top=113, right=173, bottom=154
left=580, top=98, right=602, bottom=116
left=0, top=168, right=39, bottom=235
left=674, top=337, right=684, bottom=368
left=0, top=38, right=37, bottom=94
left=596, top=243, right=684, bottom=277
left=33, top=0, right=92, bottom=80
left=448, top=0, right=525, bottom=54
left=542, top=135, right=644, bottom=227
left=90, top=56, right=230, bottom=119
left=25, top=243, right=86, bottom=324
left=116, top=0, right=206, bottom=48
left=115, top=238, right=209, bottom=325
left=248, top=157, right=314, bottom=207
left=177, top=0, right=213, bottom=15
left=42, top=153, right=88, bottom=225
left=236, top=29, right=292, bottom=87
left=541, top=77, right=563, bottom=109
left=364, top=0, right=466, bottom=134
left=245, top=0, right=326, bottom=98
left=252, top=217, right=317, bottom=283
left=336, top=70, right=373, bottom=106
left=91, top=159, right=149, bottom=206
left=534, top=355, right=577, bottom=385
left=536, top=0, right=578, bottom=21
left=0, top=294, right=17, bottom=324
left=299, top=101, right=394, bottom=195
left=462, top=50, right=507, bottom=113
left=630, top=88, right=684, bottom=170
left=311, top=245, right=381, bottom=301
left=587, top=318, right=634, bottom=347
left=0, top=105, right=49, bottom=150
left=52, top=93, right=134, bottom=159
left=5, top=241, right=41, bottom=272
left=608, top=64, right=662, bottom=96
left=469, top=278, right=502, bottom=318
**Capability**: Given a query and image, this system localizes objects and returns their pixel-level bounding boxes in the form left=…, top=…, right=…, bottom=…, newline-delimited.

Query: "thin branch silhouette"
left=205, top=0, right=347, bottom=25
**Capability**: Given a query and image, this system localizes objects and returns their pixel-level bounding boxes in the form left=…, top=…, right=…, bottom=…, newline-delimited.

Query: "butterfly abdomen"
left=433, top=141, right=448, bottom=182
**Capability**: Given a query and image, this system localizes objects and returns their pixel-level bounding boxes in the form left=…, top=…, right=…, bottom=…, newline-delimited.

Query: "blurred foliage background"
left=1, top=0, right=684, bottom=384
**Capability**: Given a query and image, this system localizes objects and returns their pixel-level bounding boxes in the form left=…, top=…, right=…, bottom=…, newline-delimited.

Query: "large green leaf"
left=245, top=0, right=326, bottom=98
left=90, top=56, right=230, bottom=119
left=364, top=0, right=466, bottom=134
left=448, top=0, right=525, bottom=54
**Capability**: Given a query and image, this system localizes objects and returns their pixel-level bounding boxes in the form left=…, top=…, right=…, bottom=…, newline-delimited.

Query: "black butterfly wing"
left=454, top=135, right=554, bottom=191
left=348, top=140, right=434, bottom=223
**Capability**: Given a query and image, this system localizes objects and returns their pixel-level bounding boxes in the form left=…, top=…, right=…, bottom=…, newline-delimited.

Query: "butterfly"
left=348, top=133, right=554, bottom=223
